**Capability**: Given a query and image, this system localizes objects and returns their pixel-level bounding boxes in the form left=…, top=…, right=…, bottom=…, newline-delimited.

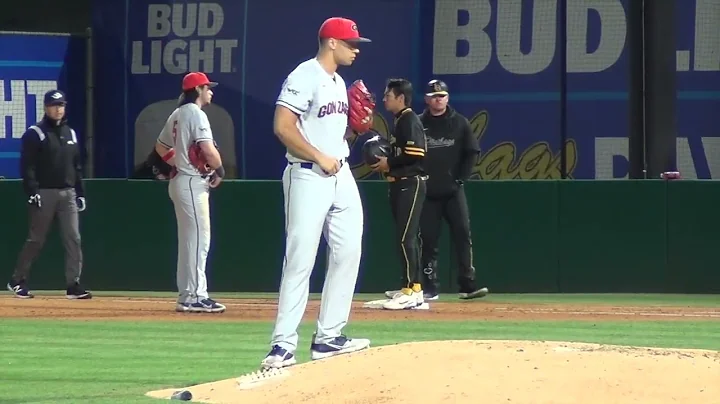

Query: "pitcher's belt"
left=291, top=158, right=346, bottom=170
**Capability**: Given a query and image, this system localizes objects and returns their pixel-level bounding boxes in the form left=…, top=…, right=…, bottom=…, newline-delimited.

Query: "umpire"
left=6, top=90, right=92, bottom=300
left=418, top=79, right=488, bottom=300
left=371, top=78, right=428, bottom=310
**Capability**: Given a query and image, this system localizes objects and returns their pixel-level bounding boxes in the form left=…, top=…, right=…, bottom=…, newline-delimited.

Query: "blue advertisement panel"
left=417, top=0, right=630, bottom=180
left=89, top=0, right=719, bottom=180
left=0, top=32, right=86, bottom=178
left=592, top=0, right=720, bottom=179
left=673, top=0, right=720, bottom=179
left=93, top=1, right=246, bottom=178
left=243, top=0, right=414, bottom=180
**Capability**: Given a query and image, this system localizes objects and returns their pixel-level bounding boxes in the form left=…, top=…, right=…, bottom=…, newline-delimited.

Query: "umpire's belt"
left=292, top=159, right=346, bottom=170
left=386, top=174, right=428, bottom=183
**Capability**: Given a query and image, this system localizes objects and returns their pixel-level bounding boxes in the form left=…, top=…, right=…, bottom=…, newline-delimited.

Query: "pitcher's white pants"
left=169, top=174, right=211, bottom=303
left=271, top=162, right=364, bottom=351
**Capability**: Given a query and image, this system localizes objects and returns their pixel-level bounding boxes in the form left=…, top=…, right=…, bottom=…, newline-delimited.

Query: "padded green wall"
left=0, top=179, right=716, bottom=294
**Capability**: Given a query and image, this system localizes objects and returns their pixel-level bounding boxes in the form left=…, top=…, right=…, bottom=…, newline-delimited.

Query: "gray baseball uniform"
left=157, top=102, right=215, bottom=304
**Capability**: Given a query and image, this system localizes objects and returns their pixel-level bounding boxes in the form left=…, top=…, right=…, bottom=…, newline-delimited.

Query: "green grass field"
left=1, top=293, right=718, bottom=404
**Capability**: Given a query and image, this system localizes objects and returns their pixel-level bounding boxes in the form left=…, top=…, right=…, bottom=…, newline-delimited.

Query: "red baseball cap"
left=318, top=17, right=371, bottom=43
left=182, top=72, right=218, bottom=91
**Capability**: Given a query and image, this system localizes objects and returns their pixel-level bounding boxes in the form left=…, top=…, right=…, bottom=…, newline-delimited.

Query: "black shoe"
left=423, top=291, right=439, bottom=300
left=7, top=279, right=34, bottom=299
left=459, top=287, right=489, bottom=300
left=458, top=279, right=489, bottom=300
left=66, top=283, right=92, bottom=300
left=423, top=284, right=440, bottom=300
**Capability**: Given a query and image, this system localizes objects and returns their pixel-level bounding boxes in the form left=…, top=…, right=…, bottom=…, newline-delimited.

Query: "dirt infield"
left=146, top=340, right=720, bottom=404
left=1, top=296, right=719, bottom=321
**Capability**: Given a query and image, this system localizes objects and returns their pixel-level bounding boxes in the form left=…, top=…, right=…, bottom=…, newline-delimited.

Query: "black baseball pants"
left=420, top=186, right=476, bottom=292
left=12, top=188, right=83, bottom=286
left=389, top=176, right=426, bottom=289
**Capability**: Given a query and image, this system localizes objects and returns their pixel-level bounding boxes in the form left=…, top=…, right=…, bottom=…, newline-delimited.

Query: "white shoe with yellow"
left=382, top=287, right=424, bottom=310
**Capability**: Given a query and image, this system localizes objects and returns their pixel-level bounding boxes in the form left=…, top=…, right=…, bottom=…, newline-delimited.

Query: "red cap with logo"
left=182, top=72, right=218, bottom=91
left=318, top=17, right=371, bottom=43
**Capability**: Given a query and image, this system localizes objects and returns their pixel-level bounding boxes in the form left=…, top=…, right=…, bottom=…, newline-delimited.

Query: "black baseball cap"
left=425, top=79, right=449, bottom=96
left=44, top=90, right=67, bottom=106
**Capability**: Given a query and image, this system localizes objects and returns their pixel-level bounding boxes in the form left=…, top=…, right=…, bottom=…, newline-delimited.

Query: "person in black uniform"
left=371, top=78, right=428, bottom=310
left=132, top=147, right=175, bottom=180
left=6, top=90, right=92, bottom=300
left=418, top=79, right=488, bottom=300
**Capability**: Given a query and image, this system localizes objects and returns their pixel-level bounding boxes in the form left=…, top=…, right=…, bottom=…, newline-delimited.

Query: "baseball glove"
left=347, top=79, right=375, bottom=134
left=188, top=141, right=217, bottom=175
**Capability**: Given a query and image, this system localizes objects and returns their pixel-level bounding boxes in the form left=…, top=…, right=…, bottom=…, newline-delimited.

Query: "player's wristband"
left=215, top=165, right=226, bottom=178
left=161, top=148, right=175, bottom=162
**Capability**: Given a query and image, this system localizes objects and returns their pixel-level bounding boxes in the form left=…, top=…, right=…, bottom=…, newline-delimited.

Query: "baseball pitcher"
left=261, top=17, right=375, bottom=369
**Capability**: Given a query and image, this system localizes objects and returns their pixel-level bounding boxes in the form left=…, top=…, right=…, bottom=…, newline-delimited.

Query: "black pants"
left=12, top=188, right=83, bottom=286
left=389, top=176, right=426, bottom=288
left=420, top=186, right=475, bottom=292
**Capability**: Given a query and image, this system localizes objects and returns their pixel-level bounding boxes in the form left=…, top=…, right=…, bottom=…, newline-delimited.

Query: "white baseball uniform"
left=157, top=102, right=215, bottom=304
left=270, top=58, right=364, bottom=352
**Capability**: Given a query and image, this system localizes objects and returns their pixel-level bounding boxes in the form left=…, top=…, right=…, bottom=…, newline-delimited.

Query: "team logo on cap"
left=51, top=92, right=63, bottom=99
left=351, top=24, right=358, bottom=31
left=432, top=82, right=442, bottom=92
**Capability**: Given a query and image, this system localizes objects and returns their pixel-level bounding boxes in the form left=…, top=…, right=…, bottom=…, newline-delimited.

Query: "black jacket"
left=132, top=148, right=173, bottom=180
left=420, top=105, right=479, bottom=197
left=388, top=107, right=426, bottom=178
left=20, top=115, right=84, bottom=197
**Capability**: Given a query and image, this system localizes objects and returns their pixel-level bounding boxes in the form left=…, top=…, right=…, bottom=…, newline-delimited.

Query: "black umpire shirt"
left=420, top=105, right=479, bottom=197
left=20, top=115, right=85, bottom=197
left=388, top=107, right=426, bottom=178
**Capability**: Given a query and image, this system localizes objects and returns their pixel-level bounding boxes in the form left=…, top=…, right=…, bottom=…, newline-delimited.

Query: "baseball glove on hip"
left=188, top=140, right=217, bottom=175
left=347, top=79, right=375, bottom=134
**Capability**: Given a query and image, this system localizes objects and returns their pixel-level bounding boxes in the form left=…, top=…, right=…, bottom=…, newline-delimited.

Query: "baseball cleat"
left=424, top=291, right=439, bottom=300
left=7, top=280, right=34, bottom=299
left=176, top=298, right=226, bottom=313
left=384, top=289, right=401, bottom=299
left=387, top=289, right=439, bottom=301
left=382, top=289, right=425, bottom=310
left=310, top=335, right=371, bottom=360
left=459, top=287, right=489, bottom=300
left=66, top=283, right=92, bottom=300
left=261, top=345, right=297, bottom=369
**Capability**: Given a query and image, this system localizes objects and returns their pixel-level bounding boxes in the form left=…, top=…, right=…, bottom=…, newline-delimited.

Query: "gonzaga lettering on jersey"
left=276, top=58, right=349, bottom=163
left=317, top=101, right=349, bottom=117
left=157, top=103, right=214, bottom=176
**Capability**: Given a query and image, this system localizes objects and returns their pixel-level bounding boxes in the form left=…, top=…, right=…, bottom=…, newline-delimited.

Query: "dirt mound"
left=145, top=340, right=720, bottom=404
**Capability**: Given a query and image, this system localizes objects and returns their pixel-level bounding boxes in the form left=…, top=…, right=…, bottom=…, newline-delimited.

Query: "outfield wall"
left=0, top=180, right=717, bottom=294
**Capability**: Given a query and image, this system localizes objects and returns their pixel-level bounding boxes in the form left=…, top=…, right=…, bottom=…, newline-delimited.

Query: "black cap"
left=425, top=80, right=449, bottom=96
left=44, top=90, right=67, bottom=106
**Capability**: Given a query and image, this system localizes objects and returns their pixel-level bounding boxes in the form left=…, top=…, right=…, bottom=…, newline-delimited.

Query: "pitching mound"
left=146, top=340, right=720, bottom=404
